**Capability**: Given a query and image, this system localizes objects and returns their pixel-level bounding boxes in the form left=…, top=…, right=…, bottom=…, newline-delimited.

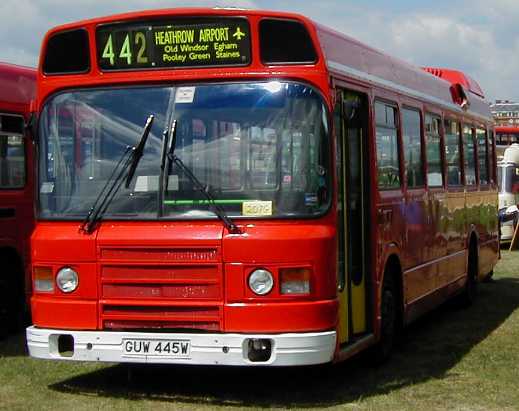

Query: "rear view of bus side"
left=0, top=63, right=36, bottom=336
left=27, top=8, right=498, bottom=366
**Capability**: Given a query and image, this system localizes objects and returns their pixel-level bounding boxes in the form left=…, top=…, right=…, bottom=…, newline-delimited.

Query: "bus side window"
left=463, top=125, right=477, bottom=186
left=402, top=108, right=424, bottom=188
left=249, top=126, right=277, bottom=189
left=444, top=119, right=462, bottom=186
left=489, top=129, right=496, bottom=184
left=477, top=128, right=489, bottom=185
left=375, top=101, right=400, bottom=189
left=0, top=134, right=25, bottom=188
left=425, top=114, right=443, bottom=187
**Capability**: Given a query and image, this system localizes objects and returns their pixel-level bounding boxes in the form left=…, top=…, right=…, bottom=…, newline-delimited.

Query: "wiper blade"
left=157, top=120, right=174, bottom=217
left=125, top=115, right=154, bottom=188
left=80, top=115, right=154, bottom=234
left=79, top=145, right=133, bottom=233
left=169, top=154, right=241, bottom=234
left=163, top=121, right=241, bottom=234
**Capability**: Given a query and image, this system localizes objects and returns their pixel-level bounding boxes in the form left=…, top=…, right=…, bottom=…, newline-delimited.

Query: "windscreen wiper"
left=157, top=120, right=174, bottom=217
left=125, top=115, right=154, bottom=188
left=162, top=120, right=241, bottom=234
left=80, top=114, right=154, bottom=233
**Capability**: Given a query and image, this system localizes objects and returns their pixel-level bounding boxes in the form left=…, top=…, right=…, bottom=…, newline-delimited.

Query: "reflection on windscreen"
left=39, top=82, right=330, bottom=220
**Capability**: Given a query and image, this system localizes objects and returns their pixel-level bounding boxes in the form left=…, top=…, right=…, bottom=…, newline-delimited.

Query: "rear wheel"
left=458, top=243, right=478, bottom=306
left=482, top=270, right=494, bottom=283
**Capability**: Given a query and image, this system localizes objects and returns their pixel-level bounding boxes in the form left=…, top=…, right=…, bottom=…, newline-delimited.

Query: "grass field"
left=2, top=252, right=519, bottom=410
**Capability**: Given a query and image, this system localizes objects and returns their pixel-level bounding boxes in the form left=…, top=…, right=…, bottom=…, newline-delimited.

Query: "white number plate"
left=123, top=339, right=191, bottom=357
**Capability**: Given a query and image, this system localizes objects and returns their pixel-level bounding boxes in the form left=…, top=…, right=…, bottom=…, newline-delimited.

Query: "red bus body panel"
left=0, top=62, right=36, bottom=303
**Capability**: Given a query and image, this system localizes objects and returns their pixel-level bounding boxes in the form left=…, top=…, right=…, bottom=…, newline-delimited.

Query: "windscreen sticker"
left=304, top=193, right=318, bottom=206
left=134, top=175, right=179, bottom=192
left=175, top=87, right=196, bottom=103
left=40, top=182, right=54, bottom=194
left=242, top=201, right=273, bottom=217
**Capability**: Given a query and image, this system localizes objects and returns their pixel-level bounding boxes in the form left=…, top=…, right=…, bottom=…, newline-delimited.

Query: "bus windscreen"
left=96, top=18, right=251, bottom=70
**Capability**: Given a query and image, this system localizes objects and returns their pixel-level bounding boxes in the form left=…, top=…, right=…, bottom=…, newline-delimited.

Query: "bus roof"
left=0, top=62, right=36, bottom=114
left=496, top=126, right=519, bottom=134
left=39, top=7, right=491, bottom=122
left=315, top=24, right=491, bottom=121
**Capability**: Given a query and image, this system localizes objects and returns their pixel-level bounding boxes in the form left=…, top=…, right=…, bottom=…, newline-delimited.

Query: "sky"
left=1, top=0, right=517, bottom=102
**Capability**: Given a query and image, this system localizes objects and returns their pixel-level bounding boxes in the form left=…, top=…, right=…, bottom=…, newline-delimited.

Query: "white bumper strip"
left=26, top=327, right=336, bottom=366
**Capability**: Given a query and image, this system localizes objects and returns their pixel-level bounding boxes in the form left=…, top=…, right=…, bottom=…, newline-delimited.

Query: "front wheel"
left=0, top=275, right=9, bottom=339
left=368, top=273, right=397, bottom=365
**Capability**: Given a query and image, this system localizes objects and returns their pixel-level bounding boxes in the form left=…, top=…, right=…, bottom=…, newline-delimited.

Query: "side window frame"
left=462, top=124, right=477, bottom=187
left=0, top=113, right=26, bottom=190
left=424, top=112, right=444, bottom=188
left=375, top=100, right=401, bottom=190
left=402, top=106, right=425, bottom=189
left=476, top=126, right=489, bottom=187
left=444, top=117, right=463, bottom=188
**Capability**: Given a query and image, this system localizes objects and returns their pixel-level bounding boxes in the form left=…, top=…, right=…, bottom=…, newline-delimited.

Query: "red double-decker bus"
left=27, top=8, right=498, bottom=366
left=495, top=126, right=519, bottom=157
left=0, top=62, right=36, bottom=337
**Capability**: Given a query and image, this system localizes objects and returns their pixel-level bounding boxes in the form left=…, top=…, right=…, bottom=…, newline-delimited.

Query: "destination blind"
left=96, top=18, right=251, bottom=70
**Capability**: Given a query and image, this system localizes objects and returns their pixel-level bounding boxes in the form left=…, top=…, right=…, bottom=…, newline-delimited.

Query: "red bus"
left=0, top=62, right=36, bottom=337
left=27, top=8, right=498, bottom=366
left=495, top=126, right=519, bottom=157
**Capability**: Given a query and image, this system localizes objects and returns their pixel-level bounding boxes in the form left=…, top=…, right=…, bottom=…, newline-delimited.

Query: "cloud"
left=0, top=0, right=260, bottom=67
left=0, top=0, right=516, bottom=101
left=380, top=11, right=518, bottom=101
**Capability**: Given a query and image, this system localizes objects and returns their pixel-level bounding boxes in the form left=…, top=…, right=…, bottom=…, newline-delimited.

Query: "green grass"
left=2, top=252, right=519, bottom=410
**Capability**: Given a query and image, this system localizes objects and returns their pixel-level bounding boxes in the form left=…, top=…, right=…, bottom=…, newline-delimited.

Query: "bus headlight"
left=248, top=269, right=274, bottom=295
left=56, top=267, right=79, bottom=293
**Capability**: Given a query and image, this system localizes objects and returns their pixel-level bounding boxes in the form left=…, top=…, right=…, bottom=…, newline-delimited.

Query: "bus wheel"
left=2, top=256, right=24, bottom=333
left=0, top=273, right=9, bottom=339
left=368, top=273, right=397, bottom=365
left=482, top=270, right=494, bottom=283
left=458, top=244, right=478, bottom=306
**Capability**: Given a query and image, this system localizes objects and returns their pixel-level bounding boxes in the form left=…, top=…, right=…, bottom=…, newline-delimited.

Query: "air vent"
left=422, top=67, right=485, bottom=99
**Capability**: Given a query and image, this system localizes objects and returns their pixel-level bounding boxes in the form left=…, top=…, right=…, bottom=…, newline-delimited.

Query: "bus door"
left=335, top=89, right=371, bottom=345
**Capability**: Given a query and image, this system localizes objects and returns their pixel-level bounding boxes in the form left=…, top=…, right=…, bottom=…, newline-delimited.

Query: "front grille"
left=99, top=247, right=223, bottom=331
left=101, top=304, right=221, bottom=331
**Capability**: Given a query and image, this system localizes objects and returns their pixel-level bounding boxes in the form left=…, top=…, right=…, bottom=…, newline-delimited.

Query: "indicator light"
left=280, top=268, right=311, bottom=295
left=34, top=266, right=54, bottom=292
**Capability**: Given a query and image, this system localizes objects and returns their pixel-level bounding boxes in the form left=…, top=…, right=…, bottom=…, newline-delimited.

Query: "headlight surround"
left=248, top=269, right=274, bottom=296
left=56, top=267, right=79, bottom=293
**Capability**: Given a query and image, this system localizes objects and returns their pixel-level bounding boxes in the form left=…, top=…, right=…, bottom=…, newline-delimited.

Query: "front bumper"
left=26, top=326, right=337, bottom=366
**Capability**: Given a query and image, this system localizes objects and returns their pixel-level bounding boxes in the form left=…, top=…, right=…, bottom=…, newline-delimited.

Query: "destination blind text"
left=97, top=20, right=250, bottom=70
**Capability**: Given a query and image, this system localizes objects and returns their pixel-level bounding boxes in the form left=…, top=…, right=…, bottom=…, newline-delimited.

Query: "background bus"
left=27, top=8, right=498, bottom=366
left=498, top=144, right=519, bottom=241
left=495, top=126, right=519, bottom=157
left=0, top=62, right=36, bottom=337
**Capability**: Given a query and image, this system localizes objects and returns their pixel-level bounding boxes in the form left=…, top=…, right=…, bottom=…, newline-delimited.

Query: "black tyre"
left=2, top=257, right=25, bottom=333
left=482, top=270, right=494, bottom=283
left=0, top=274, right=9, bottom=339
left=368, top=273, right=397, bottom=365
left=458, top=244, right=478, bottom=307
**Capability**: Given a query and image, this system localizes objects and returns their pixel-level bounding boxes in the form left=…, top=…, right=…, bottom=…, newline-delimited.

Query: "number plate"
left=123, top=339, right=191, bottom=357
